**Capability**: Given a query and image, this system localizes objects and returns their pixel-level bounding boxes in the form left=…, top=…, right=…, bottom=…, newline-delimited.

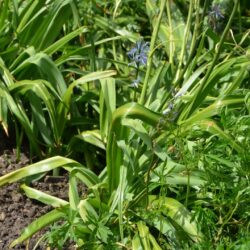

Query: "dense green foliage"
left=0, top=0, right=249, bottom=249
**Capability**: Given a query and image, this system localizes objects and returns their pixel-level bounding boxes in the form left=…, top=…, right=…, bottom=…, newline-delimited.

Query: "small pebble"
left=0, top=212, right=5, bottom=221
left=12, top=193, right=22, bottom=203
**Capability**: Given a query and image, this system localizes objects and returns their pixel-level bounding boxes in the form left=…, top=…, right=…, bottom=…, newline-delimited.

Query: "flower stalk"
left=139, top=0, right=167, bottom=105
left=187, top=0, right=240, bottom=117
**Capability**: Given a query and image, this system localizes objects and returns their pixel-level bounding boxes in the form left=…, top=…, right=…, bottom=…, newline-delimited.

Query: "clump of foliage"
left=0, top=0, right=249, bottom=249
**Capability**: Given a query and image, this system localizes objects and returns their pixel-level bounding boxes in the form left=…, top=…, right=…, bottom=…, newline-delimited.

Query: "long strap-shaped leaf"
left=21, top=183, right=69, bottom=207
left=10, top=208, right=66, bottom=248
left=0, top=156, right=99, bottom=187
left=57, top=70, right=116, bottom=137
left=149, top=195, right=203, bottom=243
left=194, top=119, right=244, bottom=154
left=136, top=221, right=162, bottom=250
left=107, top=102, right=162, bottom=193
left=9, top=79, right=60, bottom=144
left=0, top=85, right=41, bottom=156
left=44, top=26, right=89, bottom=55
left=185, top=0, right=240, bottom=117
left=180, top=96, right=246, bottom=126
left=12, top=52, right=67, bottom=96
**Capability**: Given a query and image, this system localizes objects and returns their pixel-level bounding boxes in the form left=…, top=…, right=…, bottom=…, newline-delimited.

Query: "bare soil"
left=0, top=133, right=71, bottom=249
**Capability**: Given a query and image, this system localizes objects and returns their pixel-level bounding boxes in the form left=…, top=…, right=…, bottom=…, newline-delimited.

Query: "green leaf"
left=99, top=77, right=116, bottom=139
left=0, top=156, right=99, bottom=187
left=151, top=162, right=206, bottom=186
left=122, top=118, right=152, bottom=148
left=146, top=0, right=189, bottom=60
left=148, top=233, right=162, bottom=250
left=0, top=57, right=15, bottom=87
left=107, top=102, right=162, bottom=193
left=57, top=70, right=116, bottom=137
left=16, top=0, right=46, bottom=34
left=137, top=221, right=151, bottom=250
left=12, top=52, right=67, bottom=96
left=132, top=233, right=143, bottom=250
left=149, top=195, right=202, bottom=242
left=21, top=184, right=68, bottom=207
left=69, top=169, right=80, bottom=210
left=0, top=0, right=9, bottom=31
left=194, top=119, right=244, bottom=154
left=44, top=26, right=89, bottom=55
left=64, top=166, right=100, bottom=188
left=10, top=208, right=66, bottom=248
left=109, top=164, right=127, bottom=240
left=184, top=56, right=249, bottom=118
left=72, top=130, right=105, bottom=150
left=0, top=85, right=41, bottom=156
left=95, top=16, right=139, bottom=42
left=78, top=199, right=98, bottom=225
left=9, top=79, right=61, bottom=144
left=180, top=97, right=245, bottom=126
left=18, top=0, right=74, bottom=50
left=0, top=96, right=8, bottom=134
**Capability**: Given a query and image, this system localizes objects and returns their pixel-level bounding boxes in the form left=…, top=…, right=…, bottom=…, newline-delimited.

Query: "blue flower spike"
left=208, top=4, right=225, bottom=32
left=131, top=78, right=140, bottom=88
left=127, top=40, right=150, bottom=67
left=210, top=4, right=224, bottom=20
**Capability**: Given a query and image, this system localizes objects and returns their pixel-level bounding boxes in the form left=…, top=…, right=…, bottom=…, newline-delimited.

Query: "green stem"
left=159, top=0, right=204, bottom=112
left=187, top=0, right=240, bottom=117
left=14, top=121, right=21, bottom=162
left=0, top=0, right=9, bottom=29
left=166, top=0, right=174, bottom=65
left=238, top=1, right=242, bottom=34
left=139, top=0, right=167, bottom=105
left=215, top=201, right=239, bottom=243
left=174, top=0, right=194, bottom=82
left=174, top=0, right=201, bottom=87
left=90, top=31, right=96, bottom=72
left=146, top=156, right=157, bottom=209
left=225, top=29, right=250, bottom=60
left=133, top=66, right=139, bottom=101
left=185, top=170, right=190, bottom=207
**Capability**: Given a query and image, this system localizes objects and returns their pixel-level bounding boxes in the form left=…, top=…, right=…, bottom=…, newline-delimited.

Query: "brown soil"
left=0, top=134, right=71, bottom=249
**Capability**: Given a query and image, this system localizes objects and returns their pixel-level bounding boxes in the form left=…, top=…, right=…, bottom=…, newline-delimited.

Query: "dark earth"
left=0, top=132, right=73, bottom=249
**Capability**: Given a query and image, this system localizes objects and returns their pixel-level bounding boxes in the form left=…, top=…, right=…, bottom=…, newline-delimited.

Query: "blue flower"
left=127, top=40, right=149, bottom=67
left=163, top=102, right=174, bottom=116
left=209, top=4, right=224, bottom=20
left=208, top=4, right=224, bottom=32
left=131, top=77, right=140, bottom=88
left=163, top=101, right=179, bottom=122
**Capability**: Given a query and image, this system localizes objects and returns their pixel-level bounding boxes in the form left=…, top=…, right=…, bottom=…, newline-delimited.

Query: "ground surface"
left=0, top=133, right=71, bottom=249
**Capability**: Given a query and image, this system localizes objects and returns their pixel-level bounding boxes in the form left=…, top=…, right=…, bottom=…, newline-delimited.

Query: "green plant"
left=0, top=0, right=249, bottom=249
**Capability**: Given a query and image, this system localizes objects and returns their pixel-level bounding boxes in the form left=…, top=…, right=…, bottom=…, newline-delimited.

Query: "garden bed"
left=0, top=0, right=249, bottom=248
left=0, top=135, right=71, bottom=249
